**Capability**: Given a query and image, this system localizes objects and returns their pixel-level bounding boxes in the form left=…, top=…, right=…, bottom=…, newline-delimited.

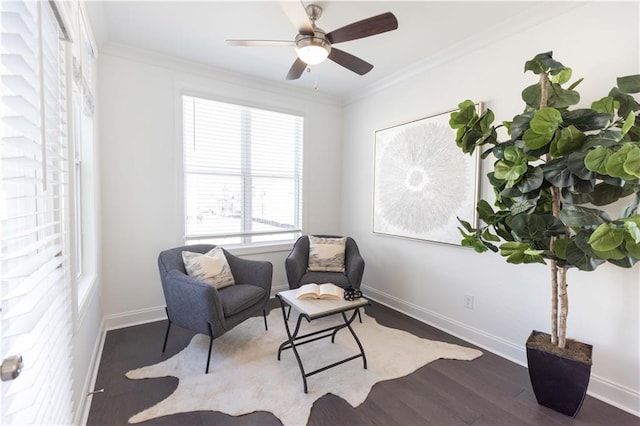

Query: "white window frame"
left=180, top=92, right=305, bottom=250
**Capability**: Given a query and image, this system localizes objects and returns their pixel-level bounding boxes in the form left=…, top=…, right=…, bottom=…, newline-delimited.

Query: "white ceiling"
left=85, top=1, right=581, bottom=98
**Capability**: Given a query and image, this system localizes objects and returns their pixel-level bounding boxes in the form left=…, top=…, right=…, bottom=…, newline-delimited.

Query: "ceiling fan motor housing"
left=294, top=30, right=331, bottom=65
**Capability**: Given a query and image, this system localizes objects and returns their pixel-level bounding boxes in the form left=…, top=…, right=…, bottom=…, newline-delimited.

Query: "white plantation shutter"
left=183, top=95, right=303, bottom=245
left=1, top=1, right=73, bottom=424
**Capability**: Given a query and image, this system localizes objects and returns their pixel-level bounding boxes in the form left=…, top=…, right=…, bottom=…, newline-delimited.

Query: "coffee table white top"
left=278, top=289, right=368, bottom=319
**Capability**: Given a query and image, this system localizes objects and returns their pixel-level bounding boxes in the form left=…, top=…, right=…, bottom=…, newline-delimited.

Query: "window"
left=1, top=1, right=73, bottom=424
left=70, top=7, right=96, bottom=306
left=182, top=96, right=303, bottom=246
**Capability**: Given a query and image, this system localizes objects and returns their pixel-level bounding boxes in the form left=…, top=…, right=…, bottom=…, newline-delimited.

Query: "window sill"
left=223, top=241, right=295, bottom=256
left=76, top=273, right=98, bottom=326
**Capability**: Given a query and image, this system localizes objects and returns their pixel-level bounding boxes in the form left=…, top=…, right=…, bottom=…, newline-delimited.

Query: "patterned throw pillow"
left=182, top=247, right=235, bottom=289
left=307, top=236, right=347, bottom=272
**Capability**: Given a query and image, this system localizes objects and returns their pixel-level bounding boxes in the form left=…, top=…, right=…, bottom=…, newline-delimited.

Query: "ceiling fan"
left=226, top=2, right=398, bottom=80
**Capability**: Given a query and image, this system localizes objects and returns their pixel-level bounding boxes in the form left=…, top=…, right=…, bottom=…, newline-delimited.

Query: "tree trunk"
left=558, top=266, right=568, bottom=349
left=539, top=72, right=560, bottom=347
left=550, top=262, right=559, bottom=345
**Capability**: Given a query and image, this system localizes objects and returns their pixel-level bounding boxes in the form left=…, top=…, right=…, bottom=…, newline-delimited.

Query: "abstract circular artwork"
left=374, top=108, right=480, bottom=245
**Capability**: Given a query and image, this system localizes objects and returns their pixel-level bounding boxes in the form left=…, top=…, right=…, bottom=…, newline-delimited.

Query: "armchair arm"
left=345, top=243, right=365, bottom=289
left=224, top=251, right=273, bottom=294
left=285, top=242, right=309, bottom=289
left=163, top=269, right=227, bottom=337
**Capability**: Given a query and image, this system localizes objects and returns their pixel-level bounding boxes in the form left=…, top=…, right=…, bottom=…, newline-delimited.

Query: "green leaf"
left=559, top=204, right=610, bottom=227
left=551, top=68, right=572, bottom=85
left=509, top=111, right=534, bottom=141
left=567, top=77, right=584, bottom=91
left=624, top=236, right=640, bottom=259
left=503, top=145, right=527, bottom=163
left=460, top=230, right=490, bottom=253
left=588, top=223, right=625, bottom=251
left=617, top=75, right=640, bottom=94
left=517, top=166, right=544, bottom=193
left=457, top=217, right=475, bottom=233
left=482, top=228, right=501, bottom=242
left=621, top=111, right=636, bottom=137
left=511, top=214, right=547, bottom=242
left=582, top=130, right=622, bottom=150
left=606, top=144, right=636, bottom=180
left=553, top=238, right=567, bottom=259
left=548, top=83, right=580, bottom=108
left=590, top=182, right=626, bottom=206
left=593, top=246, right=626, bottom=260
left=565, top=240, right=597, bottom=270
left=494, top=160, right=527, bottom=184
left=624, top=220, right=640, bottom=243
left=609, top=87, right=640, bottom=118
left=562, top=109, right=611, bottom=131
left=607, top=256, right=636, bottom=268
left=522, top=83, right=542, bottom=109
left=524, top=52, right=553, bottom=74
left=530, top=108, right=563, bottom=134
left=591, top=96, right=619, bottom=118
left=509, top=200, right=538, bottom=215
left=584, top=147, right=611, bottom=174
left=476, top=200, right=496, bottom=223
left=567, top=151, right=594, bottom=180
left=499, top=241, right=545, bottom=264
left=450, top=102, right=477, bottom=128
left=523, top=128, right=553, bottom=150
left=623, top=146, right=640, bottom=178
left=543, top=158, right=576, bottom=187
left=555, top=125, right=586, bottom=155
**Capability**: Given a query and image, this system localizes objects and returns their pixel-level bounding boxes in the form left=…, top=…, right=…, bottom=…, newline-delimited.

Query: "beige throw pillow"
left=182, top=247, right=235, bottom=289
left=307, top=236, right=346, bottom=272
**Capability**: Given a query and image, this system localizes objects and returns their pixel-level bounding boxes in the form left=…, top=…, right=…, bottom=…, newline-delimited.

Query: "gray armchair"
left=285, top=235, right=365, bottom=290
left=158, top=244, right=272, bottom=373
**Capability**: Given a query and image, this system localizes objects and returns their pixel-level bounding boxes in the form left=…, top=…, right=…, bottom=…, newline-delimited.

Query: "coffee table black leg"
left=342, top=310, right=368, bottom=369
left=331, top=308, right=359, bottom=343
left=276, top=295, right=310, bottom=393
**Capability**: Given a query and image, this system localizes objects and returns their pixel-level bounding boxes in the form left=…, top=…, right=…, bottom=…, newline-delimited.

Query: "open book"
left=295, top=283, right=343, bottom=300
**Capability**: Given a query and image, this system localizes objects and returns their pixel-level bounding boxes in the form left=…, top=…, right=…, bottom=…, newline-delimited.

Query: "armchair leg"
left=206, top=322, right=214, bottom=374
left=162, top=307, right=172, bottom=353
left=263, top=309, right=268, bottom=331
left=358, top=309, right=362, bottom=324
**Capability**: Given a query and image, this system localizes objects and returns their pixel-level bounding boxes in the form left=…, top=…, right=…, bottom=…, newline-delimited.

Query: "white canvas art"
left=374, top=107, right=481, bottom=245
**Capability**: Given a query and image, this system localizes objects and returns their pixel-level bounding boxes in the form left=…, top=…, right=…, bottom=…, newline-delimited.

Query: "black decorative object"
left=343, top=287, right=362, bottom=301
left=526, top=330, right=593, bottom=417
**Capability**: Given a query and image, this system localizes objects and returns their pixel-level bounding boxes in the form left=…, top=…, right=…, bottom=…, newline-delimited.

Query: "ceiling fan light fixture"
left=295, top=35, right=331, bottom=65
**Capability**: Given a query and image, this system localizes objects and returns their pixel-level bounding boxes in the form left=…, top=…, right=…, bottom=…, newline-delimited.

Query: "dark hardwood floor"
left=87, top=300, right=639, bottom=425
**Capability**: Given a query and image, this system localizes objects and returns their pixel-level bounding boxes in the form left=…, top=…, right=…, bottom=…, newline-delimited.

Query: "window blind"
left=183, top=96, right=303, bottom=245
left=1, top=1, right=73, bottom=424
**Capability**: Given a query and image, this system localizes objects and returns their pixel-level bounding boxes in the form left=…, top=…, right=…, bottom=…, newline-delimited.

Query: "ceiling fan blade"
left=226, top=40, right=295, bottom=47
left=328, top=48, right=373, bottom=76
left=280, top=1, right=314, bottom=36
left=286, top=58, right=307, bottom=80
left=326, top=12, right=398, bottom=44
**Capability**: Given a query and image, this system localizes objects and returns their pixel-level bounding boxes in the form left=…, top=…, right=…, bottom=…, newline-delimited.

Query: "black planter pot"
left=526, top=330, right=593, bottom=417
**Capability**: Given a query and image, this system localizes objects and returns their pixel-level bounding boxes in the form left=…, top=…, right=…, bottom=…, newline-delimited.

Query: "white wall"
left=341, top=2, right=639, bottom=415
left=98, top=45, right=344, bottom=326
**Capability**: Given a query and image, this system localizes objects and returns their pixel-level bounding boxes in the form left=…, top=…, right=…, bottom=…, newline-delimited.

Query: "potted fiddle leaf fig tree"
left=449, top=51, right=640, bottom=417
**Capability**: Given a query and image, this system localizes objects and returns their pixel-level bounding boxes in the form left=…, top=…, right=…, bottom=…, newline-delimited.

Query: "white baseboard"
left=362, top=284, right=640, bottom=417
left=103, top=306, right=167, bottom=331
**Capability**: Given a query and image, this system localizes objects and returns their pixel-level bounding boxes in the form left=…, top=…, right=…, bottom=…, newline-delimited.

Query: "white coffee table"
left=276, top=289, right=370, bottom=393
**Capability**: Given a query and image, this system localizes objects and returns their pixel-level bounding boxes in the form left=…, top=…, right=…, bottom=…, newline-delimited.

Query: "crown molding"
left=344, top=2, right=587, bottom=105
left=99, top=42, right=343, bottom=107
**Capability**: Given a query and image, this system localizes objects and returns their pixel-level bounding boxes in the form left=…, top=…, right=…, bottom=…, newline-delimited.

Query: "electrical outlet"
left=464, top=294, right=474, bottom=310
